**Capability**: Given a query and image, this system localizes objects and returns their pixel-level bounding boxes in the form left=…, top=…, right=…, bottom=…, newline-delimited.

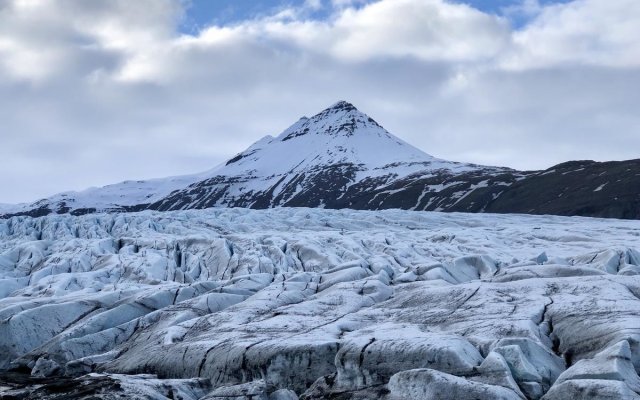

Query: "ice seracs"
left=1, top=208, right=640, bottom=398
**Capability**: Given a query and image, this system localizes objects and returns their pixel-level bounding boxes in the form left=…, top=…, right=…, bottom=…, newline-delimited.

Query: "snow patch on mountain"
left=218, top=101, right=481, bottom=183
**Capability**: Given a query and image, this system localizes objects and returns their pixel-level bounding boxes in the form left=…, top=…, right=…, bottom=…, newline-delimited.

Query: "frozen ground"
left=1, top=208, right=640, bottom=399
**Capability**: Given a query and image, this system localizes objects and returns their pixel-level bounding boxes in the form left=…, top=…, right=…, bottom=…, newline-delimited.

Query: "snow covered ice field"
left=1, top=208, right=640, bottom=399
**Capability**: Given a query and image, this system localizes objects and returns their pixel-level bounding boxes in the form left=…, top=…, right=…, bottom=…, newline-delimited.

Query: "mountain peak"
left=278, top=100, right=383, bottom=142
left=213, top=100, right=445, bottom=181
left=315, top=100, right=366, bottom=121
left=328, top=100, right=358, bottom=112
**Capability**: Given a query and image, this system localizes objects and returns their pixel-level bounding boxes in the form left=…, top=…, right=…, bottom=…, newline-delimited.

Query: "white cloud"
left=0, top=0, right=639, bottom=203
left=328, top=0, right=510, bottom=62
left=0, top=0, right=183, bottom=82
left=304, top=0, right=323, bottom=11
left=114, top=0, right=510, bottom=83
left=501, top=0, right=543, bottom=20
left=504, top=0, right=640, bottom=69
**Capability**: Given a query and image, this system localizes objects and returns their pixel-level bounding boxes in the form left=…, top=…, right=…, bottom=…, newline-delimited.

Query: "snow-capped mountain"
left=3, top=101, right=639, bottom=219
left=139, top=101, right=516, bottom=212
left=2, top=173, right=212, bottom=217
left=3, top=101, right=516, bottom=217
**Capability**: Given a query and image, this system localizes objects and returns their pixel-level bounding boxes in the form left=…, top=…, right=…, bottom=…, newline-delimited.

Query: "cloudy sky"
left=1, top=0, right=639, bottom=204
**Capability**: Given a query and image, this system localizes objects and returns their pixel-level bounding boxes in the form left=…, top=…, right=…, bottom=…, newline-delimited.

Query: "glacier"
left=1, top=208, right=640, bottom=399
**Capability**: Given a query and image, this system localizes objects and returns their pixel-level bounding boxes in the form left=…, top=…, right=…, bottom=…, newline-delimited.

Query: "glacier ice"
left=0, top=208, right=640, bottom=399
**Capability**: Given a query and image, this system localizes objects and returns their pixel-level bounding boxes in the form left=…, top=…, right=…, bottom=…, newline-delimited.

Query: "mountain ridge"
left=3, top=101, right=639, bottom=219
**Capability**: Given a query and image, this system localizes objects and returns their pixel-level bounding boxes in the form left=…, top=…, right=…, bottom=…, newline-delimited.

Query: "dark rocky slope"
left=483, top=160, right=640, bottom=219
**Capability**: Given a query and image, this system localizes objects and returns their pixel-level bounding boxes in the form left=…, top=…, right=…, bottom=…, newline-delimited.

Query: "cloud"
left=0, top=0, right=639, bottom=203
left=114, top=0, right=511, bottom=84
left=0, top=0, right=182, bottom=82
left=329, top=0, right=510, bottom=62
left=304, top=0, right=323, bottom=11
left=504, top=0, right=640, bottom=69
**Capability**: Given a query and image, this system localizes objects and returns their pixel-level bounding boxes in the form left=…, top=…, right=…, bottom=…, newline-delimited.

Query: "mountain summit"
left=141, top=101, right=497, bottom=211
left=278, top=100, right=385, bottom=140
left=219, top=100, right=459, bottom=179
left=4, top=101, right=640, bottom=219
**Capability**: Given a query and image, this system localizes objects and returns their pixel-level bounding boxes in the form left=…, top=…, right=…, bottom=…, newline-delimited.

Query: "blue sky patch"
left=179, top=0, right=572, bottom=33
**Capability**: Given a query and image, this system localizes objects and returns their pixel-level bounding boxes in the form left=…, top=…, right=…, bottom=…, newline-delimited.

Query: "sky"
left=0, top=0, right=639, bottom=204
